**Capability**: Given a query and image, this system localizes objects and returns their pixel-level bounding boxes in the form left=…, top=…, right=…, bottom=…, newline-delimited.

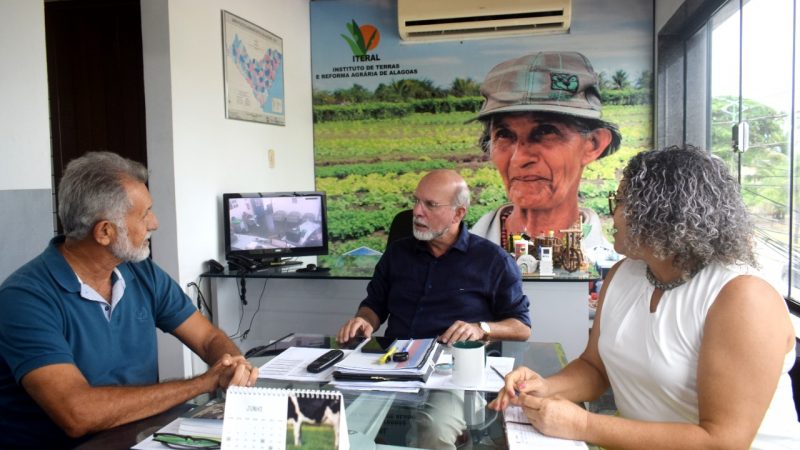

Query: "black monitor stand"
left=266, top=257, right=303, bottom=267
left=227, top=255, right=302, bottom=273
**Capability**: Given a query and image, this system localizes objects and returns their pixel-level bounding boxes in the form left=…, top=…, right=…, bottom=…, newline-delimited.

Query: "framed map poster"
left=221, top=10, right=285, bottom=125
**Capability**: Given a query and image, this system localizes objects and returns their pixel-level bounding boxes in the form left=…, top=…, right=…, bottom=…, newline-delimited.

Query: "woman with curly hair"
left=490, top=145, right=799, bottom=448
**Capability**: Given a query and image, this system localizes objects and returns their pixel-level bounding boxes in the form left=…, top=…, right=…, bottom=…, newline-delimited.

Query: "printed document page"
left=258, top=346, right=352, bottom=381
left=504, top=406, right=588, bottom=449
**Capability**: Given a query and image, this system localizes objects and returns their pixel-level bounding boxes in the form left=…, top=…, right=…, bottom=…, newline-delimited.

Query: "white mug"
left=451, top=340, right=486, bottom=387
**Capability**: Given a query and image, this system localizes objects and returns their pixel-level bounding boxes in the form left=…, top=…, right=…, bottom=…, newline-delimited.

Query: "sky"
left=710, top=0, right=795, bottom=114
left=310, top=0, right=653, bottom=92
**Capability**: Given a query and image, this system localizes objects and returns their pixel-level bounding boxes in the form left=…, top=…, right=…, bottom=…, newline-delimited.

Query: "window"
left=658, top=0, right=799, bottom=305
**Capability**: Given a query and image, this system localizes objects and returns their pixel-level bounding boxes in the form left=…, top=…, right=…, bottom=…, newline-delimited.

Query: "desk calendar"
left=221, top=386, right=349, bottom=450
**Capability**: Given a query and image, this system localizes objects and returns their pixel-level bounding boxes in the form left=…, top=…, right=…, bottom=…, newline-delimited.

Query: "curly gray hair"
left=620, top=145, right=757, bottom=275
left=58, top=151, right=149, bottom=240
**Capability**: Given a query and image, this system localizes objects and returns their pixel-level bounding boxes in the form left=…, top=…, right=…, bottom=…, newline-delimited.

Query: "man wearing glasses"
left=337, top=169, right=531, bottom=345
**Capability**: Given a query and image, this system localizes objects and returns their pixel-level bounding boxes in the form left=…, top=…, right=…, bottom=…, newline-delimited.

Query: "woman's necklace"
left=645, top=266, right=691, bottom=291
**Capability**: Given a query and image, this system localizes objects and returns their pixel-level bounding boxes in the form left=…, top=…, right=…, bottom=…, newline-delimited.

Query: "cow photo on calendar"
left=285, top=393, right=342, bottom=449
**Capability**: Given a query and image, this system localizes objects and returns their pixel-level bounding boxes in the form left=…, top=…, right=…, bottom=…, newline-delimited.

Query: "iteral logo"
left=341, top=19, right=381, bottom=62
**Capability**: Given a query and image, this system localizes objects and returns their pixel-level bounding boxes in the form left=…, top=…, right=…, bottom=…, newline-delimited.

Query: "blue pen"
left=401, top=339, right=414, bottom=353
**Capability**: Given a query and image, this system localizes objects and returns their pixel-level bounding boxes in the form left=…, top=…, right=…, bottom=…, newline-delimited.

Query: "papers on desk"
left=330, top=379, right=421, bottom=393
left=332, top=338, right=440, bottom=383
left=504, top=405, right=588, bottom=449
left=258, top=346, right=352, bottom=382
left=177, top=399, right=224, bottom=439
left=425, top=355, right=514, bottom=392
left=254, top=343, right=509, bottom=394
left=133, top=401, right=226, bottom=449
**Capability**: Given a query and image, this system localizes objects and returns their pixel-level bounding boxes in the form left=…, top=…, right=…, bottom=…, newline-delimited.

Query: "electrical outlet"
left=268, top=148, right=275, bottom=168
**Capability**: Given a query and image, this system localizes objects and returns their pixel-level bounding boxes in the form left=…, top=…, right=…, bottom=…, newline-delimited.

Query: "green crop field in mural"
left=314, top=100, right=652, bottom=260
left=310, top=0, right=654, bottom=261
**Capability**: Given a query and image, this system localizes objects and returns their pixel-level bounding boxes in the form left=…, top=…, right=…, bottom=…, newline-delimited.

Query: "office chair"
left=386, top=209, right=414, bottom=247
left=790, top=344, right=800, bottom=420
left=286, top=210, right=302, bottom=226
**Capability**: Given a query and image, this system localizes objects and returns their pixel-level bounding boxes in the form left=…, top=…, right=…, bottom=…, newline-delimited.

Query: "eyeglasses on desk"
left=152, top=432, right=221, bottom=449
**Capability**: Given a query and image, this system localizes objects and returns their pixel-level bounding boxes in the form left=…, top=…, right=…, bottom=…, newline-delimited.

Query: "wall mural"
left=310, top=0, right=653, bottom=267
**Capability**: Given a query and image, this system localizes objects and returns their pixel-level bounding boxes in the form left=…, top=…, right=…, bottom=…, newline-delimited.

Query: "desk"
left=201, top=256, right=595, bottom=361
left=77, top=341, right=571, bottom=450
left=74, top=403, right=193, bottom=450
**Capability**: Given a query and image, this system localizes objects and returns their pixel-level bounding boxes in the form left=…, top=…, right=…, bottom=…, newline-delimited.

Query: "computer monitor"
left=223, top=192, right=329, bottom=266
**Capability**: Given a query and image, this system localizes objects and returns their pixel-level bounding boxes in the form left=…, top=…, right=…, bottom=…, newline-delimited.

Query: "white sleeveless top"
left=598, top=259, right=800, bottom=448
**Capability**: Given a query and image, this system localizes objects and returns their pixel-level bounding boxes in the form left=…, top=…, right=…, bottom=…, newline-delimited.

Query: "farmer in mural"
left=471, top=51, right=621, bottom=262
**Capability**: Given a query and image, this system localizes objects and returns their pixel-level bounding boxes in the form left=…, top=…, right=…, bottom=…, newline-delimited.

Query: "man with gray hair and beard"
left=337, top=169, right=530, bottom=345
left=0, top=152, right=257, bottom=449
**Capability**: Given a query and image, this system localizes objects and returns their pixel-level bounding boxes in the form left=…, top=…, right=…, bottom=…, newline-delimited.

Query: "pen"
left=491, top=365, right=521, bottom=396
left=401, top=339, right=414, bottom=353
left=490, top=365, right=506, bottom=381
left=378, top=346, right=397, bottom=364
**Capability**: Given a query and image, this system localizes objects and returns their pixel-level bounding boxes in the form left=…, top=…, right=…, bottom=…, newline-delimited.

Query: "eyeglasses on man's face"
left=607, top=192, right=623, bottom=215
left=153, top=432, right=221, bottom=449
left=411, top=195, right=453, bottom=211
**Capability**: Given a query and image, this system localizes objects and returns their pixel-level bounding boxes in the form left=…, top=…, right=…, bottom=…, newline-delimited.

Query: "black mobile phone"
left=306, top=349, right=344, bottom=373
left=360, top=336, right=396, bottom=353
left=335, top=335, right=366, bottom=350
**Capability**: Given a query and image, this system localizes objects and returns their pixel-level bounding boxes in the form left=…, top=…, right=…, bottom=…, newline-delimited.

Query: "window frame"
left=656, top=0, right=800, bottom=311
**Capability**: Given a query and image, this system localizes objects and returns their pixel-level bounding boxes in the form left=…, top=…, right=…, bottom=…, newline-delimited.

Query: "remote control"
left=307, top=349, right=345, bottom=373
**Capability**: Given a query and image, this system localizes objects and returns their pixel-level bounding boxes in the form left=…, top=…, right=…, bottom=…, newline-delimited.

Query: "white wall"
left=141, top=0, right=314, bottom=378
left=0, top=0, right=314, bottom=381
left=0, top=0, right=54, bottom=283
left=0, top=0, right=51, bottom=191
left=171, top=0, right=315, bottom=283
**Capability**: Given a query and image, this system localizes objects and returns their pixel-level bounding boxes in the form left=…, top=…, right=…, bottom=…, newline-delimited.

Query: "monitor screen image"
left=223, top=192, right=328, bottom=264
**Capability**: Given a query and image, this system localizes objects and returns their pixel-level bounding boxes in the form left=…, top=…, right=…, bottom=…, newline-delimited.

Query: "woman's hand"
left=520, top=393, right=589, bottom=441
left=488, top=366, right=550, bottom=411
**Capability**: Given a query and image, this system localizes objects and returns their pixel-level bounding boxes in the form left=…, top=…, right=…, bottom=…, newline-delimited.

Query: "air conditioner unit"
left=398, top=0, right=572, bottom=43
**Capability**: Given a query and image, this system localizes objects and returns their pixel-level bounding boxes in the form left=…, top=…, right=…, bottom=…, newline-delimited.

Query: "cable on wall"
left=229, top=278, right=268, bottom=341
left=186, top=280, right=213, bottom=322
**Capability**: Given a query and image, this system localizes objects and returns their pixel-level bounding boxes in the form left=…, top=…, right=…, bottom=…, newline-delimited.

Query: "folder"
left=332, top=338, right=441, bottom=383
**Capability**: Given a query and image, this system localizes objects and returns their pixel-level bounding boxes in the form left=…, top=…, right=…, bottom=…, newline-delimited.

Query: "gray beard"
left=110, top=224, right=151, bottom=262
left=413, top=224, right=448, bottom=241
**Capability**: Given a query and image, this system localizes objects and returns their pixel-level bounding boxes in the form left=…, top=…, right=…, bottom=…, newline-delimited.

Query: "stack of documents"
left=178, top=418, right=222, bottom=440
left=332, top=338, right=441, bottom=383
left=177, top=399, right=225, bottom=439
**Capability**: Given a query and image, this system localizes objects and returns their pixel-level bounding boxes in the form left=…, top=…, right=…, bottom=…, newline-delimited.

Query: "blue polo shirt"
left=0, top=236, right=196, bottom=448
left=361, top=223, right=530, bottom=338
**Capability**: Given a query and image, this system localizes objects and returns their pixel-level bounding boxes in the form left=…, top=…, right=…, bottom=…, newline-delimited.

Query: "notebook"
left=221, top=386, right=349, bottom=450
left=503, top=405, right=588, bottom=449
left=332, top=338, right=441, bottom=383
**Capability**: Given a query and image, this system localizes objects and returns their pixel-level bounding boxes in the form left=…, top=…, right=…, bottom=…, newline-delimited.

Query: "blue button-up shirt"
left=361, top=223, right=531, bottom=338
